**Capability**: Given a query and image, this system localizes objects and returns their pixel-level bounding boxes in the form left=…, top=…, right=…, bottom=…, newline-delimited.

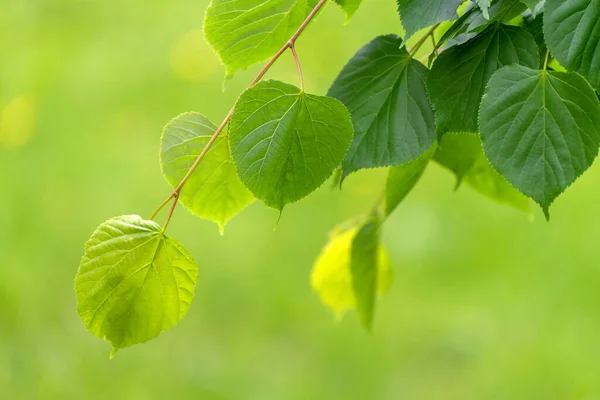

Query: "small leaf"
left=520, top=0, right=542, bottom=11
left=311, top=218, right=393, bottom=328
left=397, top=0, right=464, bottom=41
left=385, top=144, right=436, bottom=216
left=480, top=65, right=600, bottom=216
left=476, top=0, right=492, bottom=18
left=229, top=80, right=353, bottom=211
left=75, top=215, right=198, bottom=355
left=434, top=133, right=483, bottom=188
left=428, top=23, right=539, bottom=136
left=328, top=35, right=436, bottom=178
left=544, top=0, right=600, bottom=91
left=160, top=113, right=254, bottom=233
left=334, top=0, right=363, bottom=21
left=203, top=0, right=321, bottom=78
left=435, top=133, right=530, bottom=213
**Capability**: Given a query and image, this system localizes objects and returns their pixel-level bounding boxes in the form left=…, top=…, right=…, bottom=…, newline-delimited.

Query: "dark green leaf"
left=480, top=65, right=600, bottom=216
left=428, top=23, right=539, bottom=136
left=397, top=0, right=463, bottom=40
left=229, top=80, right=353, bottom=211
left=328, top=35, right=436, bottom=177
left=544, top=0, right=600, bottom=91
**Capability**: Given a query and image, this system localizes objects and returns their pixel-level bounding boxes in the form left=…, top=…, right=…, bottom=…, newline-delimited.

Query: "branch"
left=153, top=0, right=329, bottom=232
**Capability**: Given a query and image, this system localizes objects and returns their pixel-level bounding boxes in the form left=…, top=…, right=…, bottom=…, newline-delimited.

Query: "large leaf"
left=397, top=0, right=464, bottom=40
left=436, top=133, right=530, bottom=212
left=75, top=215, right=198, bottom=356
left=311, top=218, right=393, bottom=328
left=328, top=35, right=436, bottom=177
left=203, top=0, right=320, bottom=78
left=334, top=0, right=362, bottom=20
left=480, top=65, right=600, bottom=217
left=544, top=0, right=600, bottom=91
left=385, top=144, right=436, bottom=216
left=428, top=23, right=539, bottom=136
left=160, top=113, right=254, bottom=233
left=229, top=80, right=353, bottom=211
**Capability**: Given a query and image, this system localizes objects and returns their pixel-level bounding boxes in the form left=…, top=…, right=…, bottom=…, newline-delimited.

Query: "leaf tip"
left=110, top=347, right=120, bottom=359
left=542, top=206, right=550, bottom=222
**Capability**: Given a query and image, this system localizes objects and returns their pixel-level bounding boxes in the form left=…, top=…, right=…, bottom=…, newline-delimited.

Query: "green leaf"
left=544, top=0, right=600, bottom=91
left=432, top=0, right=527, bottom=60
left=435, top=133, right=531, bottom=212
left=428, top=23, right=539, bottom=136
left=229, top=80, right=353, bottom=211
left=75, top=215, right=198, bottom=356
left=434, top=133, right=483, bottom=188
left=160, top=113, right=254, bottom=233
left=203, top=0, right=320, bottom=78
left=522, top=12, right=547, bottom=68
left=334, top=0, right=362, bottom=21
left=385, top=144, right=436, bottom=216
left=476, top=0, right=492, bottom=18
left=480, top=65, right=600, bottom=216
left=328, top=35, right=436, bottom=177
left=311, top=218, right=393, bottom=328
left=397, top=0, right=464, bottom=40
left=520, top=0, right=542, bottom=11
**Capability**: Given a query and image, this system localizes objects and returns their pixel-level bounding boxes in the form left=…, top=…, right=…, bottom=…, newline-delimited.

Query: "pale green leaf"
left=476, top=0, right=492, bottom=18
left=397, top=0, right=464, bottom=40
left=229, top=80, right=353, bottom=211
left=428, top=23, right=539, bottom=136
left=203, top=0, right=321, bottom=78
left=160, top=113, right=254, bottom=233
left=328, top=35, right=436, bottom=178
left=435, top=133, right=530, bottom=213
left=311, top=219, right=393, bottom=327
left=75, top=215, right=198, bottom=355
left=334, top=0, right=362, bottom=21
left=385, top=144, right=436, bottom=216
left=544, top=0, right=600, bottom=91
left=480, top=65, right=600, bottom=216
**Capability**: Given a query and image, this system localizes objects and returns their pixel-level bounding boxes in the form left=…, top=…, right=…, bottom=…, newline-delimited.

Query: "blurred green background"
left=2, top=1, right=600, bottom=399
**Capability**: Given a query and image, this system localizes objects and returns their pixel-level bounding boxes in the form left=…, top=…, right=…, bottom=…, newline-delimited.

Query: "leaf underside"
left=75, top=215, right=198, bottom=355
left=160, top=112, right=254, bottom=233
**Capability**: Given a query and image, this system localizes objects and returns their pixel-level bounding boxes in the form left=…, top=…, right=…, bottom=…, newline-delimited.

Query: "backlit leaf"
left=160, top=113, right=254, bottom=233
left=75, top=215, right=198, bottom=356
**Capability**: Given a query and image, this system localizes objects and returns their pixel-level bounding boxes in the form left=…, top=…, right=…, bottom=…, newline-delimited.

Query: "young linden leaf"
left=74, top=215, right=198, bottom=356
left=311, top=218, right=393, bottom=329
left=397, top=0, right=464, bottom=41
left=160, top=112, right=254, bottom=233
left=385, top=144, right=436, bottom=216
left=328, top=35, right=436, bottom=178
left=229, top=80, right=353, bottom=211
left=334, top=0, right=362, bottom=21
left=476, top=0, right=492, bottom=19
left=203, top=0, right=321, bottom=78
left=428, top=23, right=539, bottom=136
left=544, top=0, right=600, bottom=91
left=480, top=65, right=600, bottom=217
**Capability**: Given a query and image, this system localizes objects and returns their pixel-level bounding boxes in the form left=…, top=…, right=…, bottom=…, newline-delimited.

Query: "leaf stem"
left=151, top=0, right=329, bottom=230
left=290, top=44, right=304, bottom=91
left=543, top=49, right=550, bottom=70
left=409, top=24, right=439, bottom=56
